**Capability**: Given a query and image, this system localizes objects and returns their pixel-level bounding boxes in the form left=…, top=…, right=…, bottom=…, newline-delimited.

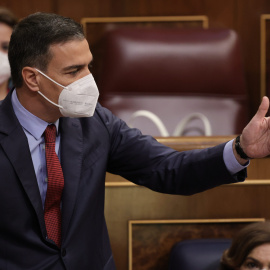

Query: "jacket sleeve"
left=96, top=103, right=246, bottom=196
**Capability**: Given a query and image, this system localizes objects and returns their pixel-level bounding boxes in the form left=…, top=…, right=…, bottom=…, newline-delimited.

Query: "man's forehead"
left=47, top=39, right=92, bottom=69
left=49, top=38, right=89, bottom=53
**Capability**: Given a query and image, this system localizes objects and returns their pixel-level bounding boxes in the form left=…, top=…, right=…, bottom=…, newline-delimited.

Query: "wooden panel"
left=203, top=1, right=235, bottom=28
left=260, top=14, right=270, bottom=105
left=236, top=0, right=270, bottom=115
left=57, top=0, right=115, bottom=21
left=1, top=1, right=56, bottom=19
left=82, top=15, right=208, bottom=44
left=105, top=184, right=270, bottom=270
left=57, top=0, right=207, bottom=21
left=124, top=0, right=206, bottom=17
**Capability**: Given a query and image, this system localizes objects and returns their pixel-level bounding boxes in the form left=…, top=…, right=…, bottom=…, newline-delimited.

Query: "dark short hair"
left=220, top=222, right=270, bottom=270
left=8, top=12, right=85, bottom=87
left=0, top=7, right=17, bottom=28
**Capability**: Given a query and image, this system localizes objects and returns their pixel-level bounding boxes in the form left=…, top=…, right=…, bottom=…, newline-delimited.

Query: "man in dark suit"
left=0, top=12, right=270, bottom=270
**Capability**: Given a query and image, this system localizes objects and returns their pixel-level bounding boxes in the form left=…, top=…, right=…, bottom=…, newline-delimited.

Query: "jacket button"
left=61, top=248, right=66, bottom=257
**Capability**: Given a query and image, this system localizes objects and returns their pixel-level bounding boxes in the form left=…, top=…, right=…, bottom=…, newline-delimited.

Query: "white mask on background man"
left=35, top=69, right=99, bottom=118
left=0, top=51, right=11, bottom=85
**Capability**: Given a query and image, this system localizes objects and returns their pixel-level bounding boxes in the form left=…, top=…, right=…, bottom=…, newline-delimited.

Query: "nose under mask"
left=36, top=69, right=99, bottom=118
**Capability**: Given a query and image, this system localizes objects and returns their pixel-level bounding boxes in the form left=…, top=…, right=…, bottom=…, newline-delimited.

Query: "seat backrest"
left=98, top=27, right=249, bottom=136
left=169, top=238, right=232, bottom=270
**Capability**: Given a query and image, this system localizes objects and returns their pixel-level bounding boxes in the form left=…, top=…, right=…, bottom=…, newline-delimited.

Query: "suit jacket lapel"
left=0, top=92, right=47, bottom=239
left=0, top=91, right=87, bottom=243
left=60, top=117, right=83, bottom=240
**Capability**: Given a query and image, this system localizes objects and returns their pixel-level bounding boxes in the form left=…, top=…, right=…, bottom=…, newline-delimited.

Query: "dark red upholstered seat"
left=98, top=27, right=249, bottom=136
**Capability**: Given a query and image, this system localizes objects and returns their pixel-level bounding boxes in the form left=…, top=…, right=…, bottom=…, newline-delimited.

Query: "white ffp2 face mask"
left=0, top=51, right=11, bottom=85
left=36, top=69, right=99, bottom=118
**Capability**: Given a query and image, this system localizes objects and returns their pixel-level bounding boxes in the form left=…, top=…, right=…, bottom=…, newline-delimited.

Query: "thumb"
left=254, top=96, right=269, bottom=120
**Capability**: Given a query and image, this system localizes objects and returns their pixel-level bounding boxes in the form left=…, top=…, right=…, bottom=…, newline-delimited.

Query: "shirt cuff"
left=223, top=139, right=249, bottom=175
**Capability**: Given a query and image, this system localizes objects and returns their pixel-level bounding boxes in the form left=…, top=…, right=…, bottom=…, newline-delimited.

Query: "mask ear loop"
left=37, top=91, right=63, bottom=109
left=35, top=68, right=64, bottom=109
left=35, top=68, right=66, bottom=88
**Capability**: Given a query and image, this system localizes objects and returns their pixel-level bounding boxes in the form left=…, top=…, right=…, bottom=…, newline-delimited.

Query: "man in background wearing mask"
left=1, top=12, right=270, bottom=270
left=0, top=7, right=17, bottom=99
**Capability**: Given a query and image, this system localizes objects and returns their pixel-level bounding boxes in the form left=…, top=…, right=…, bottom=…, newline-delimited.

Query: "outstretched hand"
left=240, top=96, right=270, bottom=159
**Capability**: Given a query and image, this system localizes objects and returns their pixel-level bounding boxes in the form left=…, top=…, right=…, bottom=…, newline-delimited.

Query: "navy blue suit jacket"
left=0, top=90, right=246, bottom=269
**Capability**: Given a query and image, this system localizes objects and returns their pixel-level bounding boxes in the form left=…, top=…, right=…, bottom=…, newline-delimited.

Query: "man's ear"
left=22, top=67, right=40, bottom=92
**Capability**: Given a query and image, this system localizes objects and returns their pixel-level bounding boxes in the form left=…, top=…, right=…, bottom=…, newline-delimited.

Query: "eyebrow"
left=62, top=59, right=94, bottom=72
left=245, top=257, right=261, bottom=265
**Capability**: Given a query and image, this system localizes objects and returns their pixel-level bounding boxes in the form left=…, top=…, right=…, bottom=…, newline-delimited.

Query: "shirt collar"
left=11, top=89, right=59, bottom=140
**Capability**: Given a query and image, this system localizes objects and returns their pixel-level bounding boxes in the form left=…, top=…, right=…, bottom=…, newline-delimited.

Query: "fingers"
left=254, top=96, right=269, bottom=120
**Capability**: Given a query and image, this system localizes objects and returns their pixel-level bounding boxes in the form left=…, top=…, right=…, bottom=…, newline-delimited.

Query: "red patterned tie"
left=44, top=124, right=64, bottom=247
